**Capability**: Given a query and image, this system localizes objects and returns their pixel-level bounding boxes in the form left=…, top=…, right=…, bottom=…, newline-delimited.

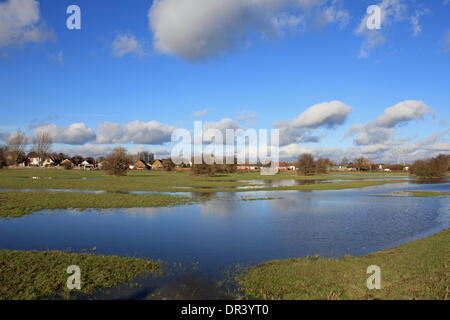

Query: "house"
left=329, top=165, right=355, bottom=172
left=278, top=162, right=289, bottom=172
left=134, top=160, right=151, bottom=170
left=151, top=160, right=163, bottom=170
left=28, top=157, right=41, bottom=166
left=236, top=163, right=260, bottom=172
left=42, top=157, right=55, bottom=167
left=80, top=160, right=94, bottom=170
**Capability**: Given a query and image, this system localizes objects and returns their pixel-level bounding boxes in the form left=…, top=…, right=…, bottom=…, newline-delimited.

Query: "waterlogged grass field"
left=237, top=228, right=450, bottom=300
left=0, top=192, right=196, bottom=218
left=0, top=168, right=448, bottom=300
left=0, top=250, right=160, bottom=300
left=0, top=168, right=407, bottom=193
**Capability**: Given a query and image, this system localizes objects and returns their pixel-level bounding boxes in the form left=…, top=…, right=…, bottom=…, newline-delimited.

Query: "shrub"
left=61, top=160, right=73, bottom=170
left=162, top=159, right=175, bottom=171
left=102, top=147, right=132, bottom=176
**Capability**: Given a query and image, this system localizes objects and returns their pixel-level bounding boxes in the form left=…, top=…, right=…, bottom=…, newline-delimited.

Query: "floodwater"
left=0, top=180, right=448, bottom=299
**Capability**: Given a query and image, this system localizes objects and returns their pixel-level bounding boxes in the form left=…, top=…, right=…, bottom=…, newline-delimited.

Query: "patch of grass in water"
left=240, top=197, right=282, bottom=201
left=372, top=191, right=450, bottom=198
left=0, top=250, right=160, bottom=300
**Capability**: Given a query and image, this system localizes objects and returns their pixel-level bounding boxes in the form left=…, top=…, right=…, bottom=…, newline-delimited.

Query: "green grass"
left=372, top=191, right=450, bottom=198
left=0, top=191, right=196, bottom=218
left=0, top=168, right=407, bottom=193
left=0, top=250, right=160, bottom=300
left=236, top=229, right=450, bottom=300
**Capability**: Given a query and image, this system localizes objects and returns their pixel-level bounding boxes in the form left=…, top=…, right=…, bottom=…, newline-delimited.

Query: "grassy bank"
left=0, top=168, right=407, bottom=193
left=0, top=250, right=160, bottom=300
left=237, top=229, right=450, bottom=300
left=0, top=192, right=196, bottom=218
left=372, top=191, right=450, bottom=198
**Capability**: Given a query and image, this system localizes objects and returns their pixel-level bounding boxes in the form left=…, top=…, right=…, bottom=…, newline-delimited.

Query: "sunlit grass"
left=0, top=168, right=407, bottom=193
left=0, top=191, right=196, bottom=218
left=236, top=229, right=450, bottom=300
left=0, top=250, right=160, bottom=300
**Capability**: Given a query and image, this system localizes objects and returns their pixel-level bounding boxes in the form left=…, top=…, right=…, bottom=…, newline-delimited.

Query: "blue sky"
left=0, top=0, right=449, bottom=162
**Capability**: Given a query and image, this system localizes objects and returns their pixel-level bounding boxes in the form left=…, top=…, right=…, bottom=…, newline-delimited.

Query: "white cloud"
left=0, top=0, right=54, bottom=48
left=347, top=100, right=433, bottom=146
left=278, top=127, right=449, bottom=162
left=148, top=0, right=349, bottom=61
left=112, top=34, right=146, bottom=57
left=274, top=101, right=352, bottom=145
left=95, top=122, right=125, bottom=144
left=279, top=100, right=352, bottom=129
left=96, top=120, right=176, bottom=145
left=372, top=100, right=432, bottom=128
left=34, top=123, right=96, bottom=145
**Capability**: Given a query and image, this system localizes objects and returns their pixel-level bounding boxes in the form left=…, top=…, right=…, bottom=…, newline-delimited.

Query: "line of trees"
left=0, top=130, right=53, bottom=167
left=410, top=154, right=449, bottom=178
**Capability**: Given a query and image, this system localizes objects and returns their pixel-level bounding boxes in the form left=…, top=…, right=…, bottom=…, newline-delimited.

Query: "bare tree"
left=32, top=131, right=52, bottom=165
left=354, top=157, right=371, bottom=172
left=316, top=158, right=330, bottom=174
left=297, top=153, right=316, bottom=176
left=102, top=147, right=133, bottom=176
left=7, top=130, right=27, bottom=165
left=340, top=157, right=349, bottom=166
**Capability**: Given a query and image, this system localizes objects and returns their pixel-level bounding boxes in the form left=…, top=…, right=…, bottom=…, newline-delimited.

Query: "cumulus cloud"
left=0, top=0, right=54, bottom=48
left=148, top=0, right=349, bottom=61
left=34, top=123, right=96, bottom=145
left=274, top=100, right=352, bottom=145
left=279, top=127, right=449, bottom=163
left=277, top=101, right=352, bottom=129
left=96, top=121, right=176, bottom=145
left=112, top=34, right=146, bottom=57
left=347, top=100, right=433, bottom=146
left=372, top=100, right=432, bottom=128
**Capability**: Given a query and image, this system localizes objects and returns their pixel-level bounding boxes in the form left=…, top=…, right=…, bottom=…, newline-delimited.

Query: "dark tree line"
left=410, top=154, right=448, bottom=178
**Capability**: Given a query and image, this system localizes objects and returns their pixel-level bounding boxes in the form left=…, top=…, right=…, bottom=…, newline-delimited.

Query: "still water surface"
left=0, top=181, right=448, bottom=299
